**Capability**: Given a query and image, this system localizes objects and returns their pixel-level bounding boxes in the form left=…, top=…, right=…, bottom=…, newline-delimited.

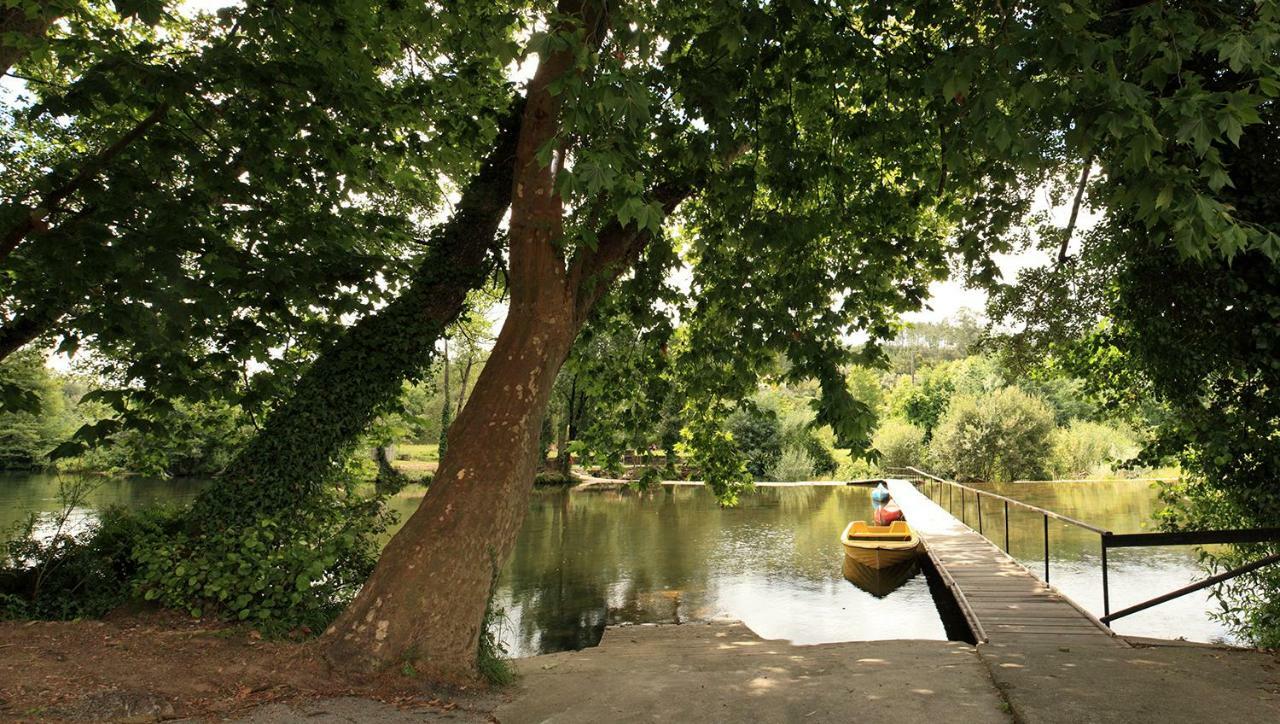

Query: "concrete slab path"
left=494, top=622, right=1009, bottom=724
left=982, top=638, right=1280, bottom=723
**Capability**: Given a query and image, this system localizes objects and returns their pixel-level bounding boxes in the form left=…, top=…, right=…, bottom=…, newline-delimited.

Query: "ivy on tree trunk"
left=190, top=101, right=522, bottom=524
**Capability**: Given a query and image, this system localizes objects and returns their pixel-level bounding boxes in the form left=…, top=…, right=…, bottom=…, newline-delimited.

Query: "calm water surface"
left=399, top=485, right=954, bottom=657
left=1, top=473, right=1237, bottom=655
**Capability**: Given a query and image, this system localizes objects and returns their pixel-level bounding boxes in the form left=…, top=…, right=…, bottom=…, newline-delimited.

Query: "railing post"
left=977, top=491, right=983, bottom=535
left=1101, top=534, right=1110, bottom=622
left=1043, top=513, right=1050, bottom=584
left=1004, top=500, right=1010, bottom=552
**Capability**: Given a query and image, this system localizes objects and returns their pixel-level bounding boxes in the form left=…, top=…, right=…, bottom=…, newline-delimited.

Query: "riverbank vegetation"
left=0, top=0, right=1277, bottom=680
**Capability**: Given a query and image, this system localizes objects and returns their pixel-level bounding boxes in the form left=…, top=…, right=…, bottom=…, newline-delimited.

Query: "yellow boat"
left=840, top=520, right=921, bottom=569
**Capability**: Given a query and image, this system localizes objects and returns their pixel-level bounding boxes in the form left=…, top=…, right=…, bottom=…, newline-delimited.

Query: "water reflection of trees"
left=495, top=485, right=881, bottom=656
left=0, top=473, right=208, bottom=531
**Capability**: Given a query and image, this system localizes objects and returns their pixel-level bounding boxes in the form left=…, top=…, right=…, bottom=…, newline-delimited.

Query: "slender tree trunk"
left=438, top=340, right=453, bottom=456
left=558, top=375, right=580, bottom=476
left=442, top=339, right=451, bottom=408
left=556, top=414, right=570, bottom=476
left=455, top=353, right=474, bottom=417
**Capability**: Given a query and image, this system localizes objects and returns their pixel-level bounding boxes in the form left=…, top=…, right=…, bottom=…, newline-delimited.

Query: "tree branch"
left=0, top=307, right=59, bottom=361
left=569, top=181, right=694, bottom=322
left=1058, top=153, right=1094, bottom=264
left=0, top=103, right=170, bottom=265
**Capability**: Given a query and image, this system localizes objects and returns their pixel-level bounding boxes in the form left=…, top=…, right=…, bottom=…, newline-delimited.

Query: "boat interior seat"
left=847, top=521, right=913, bottom=541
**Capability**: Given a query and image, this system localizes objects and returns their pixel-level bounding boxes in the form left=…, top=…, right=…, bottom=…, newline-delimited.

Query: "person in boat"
left=873, top=488, right=905, bottom=525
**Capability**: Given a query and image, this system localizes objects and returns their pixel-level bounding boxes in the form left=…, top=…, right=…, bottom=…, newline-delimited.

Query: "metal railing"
left=885, top=466, right=1280, bottom=626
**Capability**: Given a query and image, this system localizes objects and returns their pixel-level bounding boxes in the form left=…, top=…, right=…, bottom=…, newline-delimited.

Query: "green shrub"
left=767, top=444, right=816, bottom=481
left=727, top=405, right=782, bottom=478
left=780, top=422, right=838, bottom=477
left=928, top=387, right=1054, bottom=482
left=4, top=470, right=398, bottom=634
left=130, top=478, right=395, bottom=634
left=67, top=399, right=252, bottom=478
left=1019, top=374, right=1096, bottom=426
left=1, top=478, right=148, bottom=620
left=886, top=367, right=954, bottom=438
left=846, top=365, right=886, bottom=416
left=873, top=418, right=926, bottom=470
left=948, top=356, right=1006, bottom=398
left=477, top=555, right=516, bottom=686
left=1048, top=420, right=1136, bottom=478
left=534, top=471, right=578, bottom=487
left=836, top=455, right=878, bottom=480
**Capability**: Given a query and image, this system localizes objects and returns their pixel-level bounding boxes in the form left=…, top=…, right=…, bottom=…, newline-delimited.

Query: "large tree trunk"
left=191, top=102, right=521, bottom=523
left=323, top=292, right=579, bottom=678
left=323, top=0, right=608, bottom=679
left=455, top=353, right=473, bottom=418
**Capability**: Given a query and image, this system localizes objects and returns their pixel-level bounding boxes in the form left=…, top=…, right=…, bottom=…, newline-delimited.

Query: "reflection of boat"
left=840, top=520, right=921, bottom=569
left=842, top=556, right=919, bottom=597
left=873, top=500, right=903, bottom=525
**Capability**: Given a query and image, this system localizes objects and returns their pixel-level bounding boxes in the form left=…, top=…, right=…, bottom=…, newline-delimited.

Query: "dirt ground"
left=0, top=613, right=499, bottom=722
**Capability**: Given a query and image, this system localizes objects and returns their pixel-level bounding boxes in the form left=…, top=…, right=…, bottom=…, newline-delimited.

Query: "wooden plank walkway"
left=885, top=479, right=1124, bottom=647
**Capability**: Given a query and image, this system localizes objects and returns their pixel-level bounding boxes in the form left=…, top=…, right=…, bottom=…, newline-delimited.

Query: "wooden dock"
left=885, top=478, right=1124, bottom=647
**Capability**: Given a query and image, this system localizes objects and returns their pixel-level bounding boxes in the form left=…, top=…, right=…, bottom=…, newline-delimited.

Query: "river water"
left=0, top=473, right=1235, bottom=657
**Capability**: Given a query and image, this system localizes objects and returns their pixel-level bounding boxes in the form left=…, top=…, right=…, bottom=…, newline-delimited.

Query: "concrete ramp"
left=495, top=622, right=1009, bottom=723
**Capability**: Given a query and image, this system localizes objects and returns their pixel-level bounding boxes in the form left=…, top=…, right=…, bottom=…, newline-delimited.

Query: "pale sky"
left=906, top=181, right=1099, bottom=323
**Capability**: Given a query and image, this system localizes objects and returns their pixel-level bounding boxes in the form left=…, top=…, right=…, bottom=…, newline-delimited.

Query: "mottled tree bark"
left=323, top=295, right=579, bottom=677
